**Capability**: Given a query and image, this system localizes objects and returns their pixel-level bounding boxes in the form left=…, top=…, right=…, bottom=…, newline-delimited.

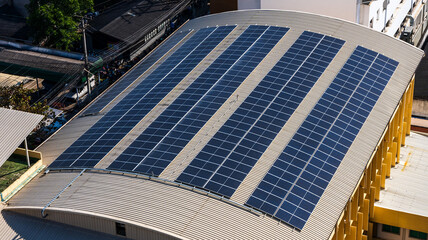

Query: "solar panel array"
left=50, top=26, right=235, bottom=168
left=49, top=22, right=401, bottom=231
left=246, top=46, right=398, bottom=229
left=177, top=32, right=344, bottom=197
left=109, top=25, right=289, bottom=173
left=84, top=30, right=194, bottom=115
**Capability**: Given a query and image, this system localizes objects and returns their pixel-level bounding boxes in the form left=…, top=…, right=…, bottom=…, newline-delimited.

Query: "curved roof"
left=9, top=10, right=423, bottom=239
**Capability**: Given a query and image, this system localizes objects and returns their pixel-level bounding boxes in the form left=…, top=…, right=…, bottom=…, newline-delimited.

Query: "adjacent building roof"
left=0, top=5, right=30, bottom=41
left=89, top=0, right=191, bottom=43
left=375, top=132, right=428, bottom=218
left=7, top=10, right=423, bottom=239
left=0, top=48, right=84, bottom=76
left=0, top=108, right=43, bottom=167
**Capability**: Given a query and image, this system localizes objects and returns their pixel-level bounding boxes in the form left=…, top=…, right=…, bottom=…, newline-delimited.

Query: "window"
left=377, top=9, right=380, bottom=20
left=116, top=222, right=126, bottom=236
left=382, top=224, right=400, bottom=235
left=370, top=18, right=374, bottom=28
left=410, top=230, right=427, bottom=240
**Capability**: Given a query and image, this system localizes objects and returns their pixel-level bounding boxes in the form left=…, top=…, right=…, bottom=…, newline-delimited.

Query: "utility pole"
left=81, top=18, right=91, bottom=98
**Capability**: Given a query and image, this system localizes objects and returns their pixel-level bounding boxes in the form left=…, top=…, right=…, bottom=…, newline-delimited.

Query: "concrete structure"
left=211, top=0, right=428, bottom=46
left=372, top=132, right=428, bottom=240
left=0, top=10, right=424, bottom=240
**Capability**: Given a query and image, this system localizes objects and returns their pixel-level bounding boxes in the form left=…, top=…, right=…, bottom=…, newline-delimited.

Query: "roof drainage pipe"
left=0, top=40, right=97, bottom=62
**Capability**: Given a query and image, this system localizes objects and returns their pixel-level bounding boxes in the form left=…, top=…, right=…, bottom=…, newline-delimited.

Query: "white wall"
left=238, top=0, right=358, bottom=22
left=238, top=0, right=260, bottom=9
left=361, top=0, right=412, bottom=36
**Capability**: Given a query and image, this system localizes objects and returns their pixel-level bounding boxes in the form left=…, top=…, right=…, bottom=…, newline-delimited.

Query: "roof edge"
left=5, top=206, right=187, bottom=240
left=192, top=9, right=424, bottom=54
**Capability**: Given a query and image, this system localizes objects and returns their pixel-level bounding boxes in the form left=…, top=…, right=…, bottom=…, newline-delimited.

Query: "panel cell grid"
left=202, top=36, right=345, bottom=197
left=177, top=32, right=344, bottom=198
left=84, top=30, right=194, bottom=115
left=108, top=25, right=286, bottom=172
left=247, top=46, right=398, bottom=230
left=49, top=26, right=234, bottom=168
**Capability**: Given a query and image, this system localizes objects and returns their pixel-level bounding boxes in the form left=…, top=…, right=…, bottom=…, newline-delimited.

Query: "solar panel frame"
left=49, top=26, right=235, bottom=168
left=108, top=25, right=281, bottom=172
left=177, top=32, right=344, bottom=198
left=83, top=29, right=194, bottom=115
left=246, top=46, right=398, bottom=230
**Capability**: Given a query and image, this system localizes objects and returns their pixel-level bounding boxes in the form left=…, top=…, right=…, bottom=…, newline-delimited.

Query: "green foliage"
left=0, top=154, right=38, bottom=192
left=0, top=85, right=49, bottom=116
left=26, top=0, right=94, bottom=51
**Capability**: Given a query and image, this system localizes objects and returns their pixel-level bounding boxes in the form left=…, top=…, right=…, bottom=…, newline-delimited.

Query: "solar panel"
left=177, top=32, right=344, bottom=198
left=108, top=25, right=289, bottom=174
left=246, top=46, right=398, bottom=230
left=84, top=29, right=194, bottom=115
left=49, top=26, right=235, bottom=168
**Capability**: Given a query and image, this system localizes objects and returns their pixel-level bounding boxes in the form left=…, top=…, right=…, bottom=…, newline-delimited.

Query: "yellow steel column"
left=368, top=223, right=373, bottom=240
left=358, top=185, right=364, bottom=212
left=338, top=220, right=345, bottom=240
left=396, top=100, right=403, bottom=162
left=401, top=85, right=408, bottom=145
left=351, top=195, right=358, bottom=221
left=407, top=78, right=414, bottom=134
left=357, top=212, right=363, bottom=240
left=391, top=142, right=397, bottom=167
left=402, top=122, right=407, bottom=145
left=349, top=226, right=357, bottom=240
left=396, top=129, right=402, bottom=163
left=386, top=153, right=392, bottom=177
left=363, top=199, right=370, bottom=231
left=370, top=164, right=376, bottom=215
left=345, top=204, right=351, bottom=236
left=375, top=175, right=381, bottom=200
left=381, top=163, right=387, bottom=188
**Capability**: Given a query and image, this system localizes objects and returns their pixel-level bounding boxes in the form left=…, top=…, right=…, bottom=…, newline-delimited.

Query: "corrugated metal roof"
left=90, top=0, right=190, bottom=43
left=0, top=108, right=43, bottom=167
left=0, top=204, right=122, bottom=240
left=11, top=10, right=424, bottom=239
left=375, top=132, right=428, bottom=217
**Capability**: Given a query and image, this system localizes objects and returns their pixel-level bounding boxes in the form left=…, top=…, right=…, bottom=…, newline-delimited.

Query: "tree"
left=0, top=85, right=49, bottom=116
left=26, top=0, right=94, bottom=51
left=0, top=85, right=52, bottom=149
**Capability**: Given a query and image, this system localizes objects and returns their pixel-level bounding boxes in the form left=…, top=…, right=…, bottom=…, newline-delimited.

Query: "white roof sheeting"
left=0, top=108, right=43, bottom=167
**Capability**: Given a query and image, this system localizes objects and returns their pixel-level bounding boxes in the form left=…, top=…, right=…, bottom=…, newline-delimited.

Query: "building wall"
left=236, top=0, right=427, bottom=44
left=238, top=0, right=357, bottom=22
left=210, top=0, right=237, bottom=14
left=360, top=0, right=413, bottom=37
left=376, top=223, right=428, bottom=240
left=8, top=208, right=181, bottom=240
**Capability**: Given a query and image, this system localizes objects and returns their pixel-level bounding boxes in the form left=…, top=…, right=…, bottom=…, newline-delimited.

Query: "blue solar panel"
left=84, top=30, right=194, bottom=115
left=177, top=31, right=345, bottom=198
left=49, top=26, right=235, bottom=168
left=109, top=25, right=289, bottom=174
left=246, top=46, right=398, bottom=230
